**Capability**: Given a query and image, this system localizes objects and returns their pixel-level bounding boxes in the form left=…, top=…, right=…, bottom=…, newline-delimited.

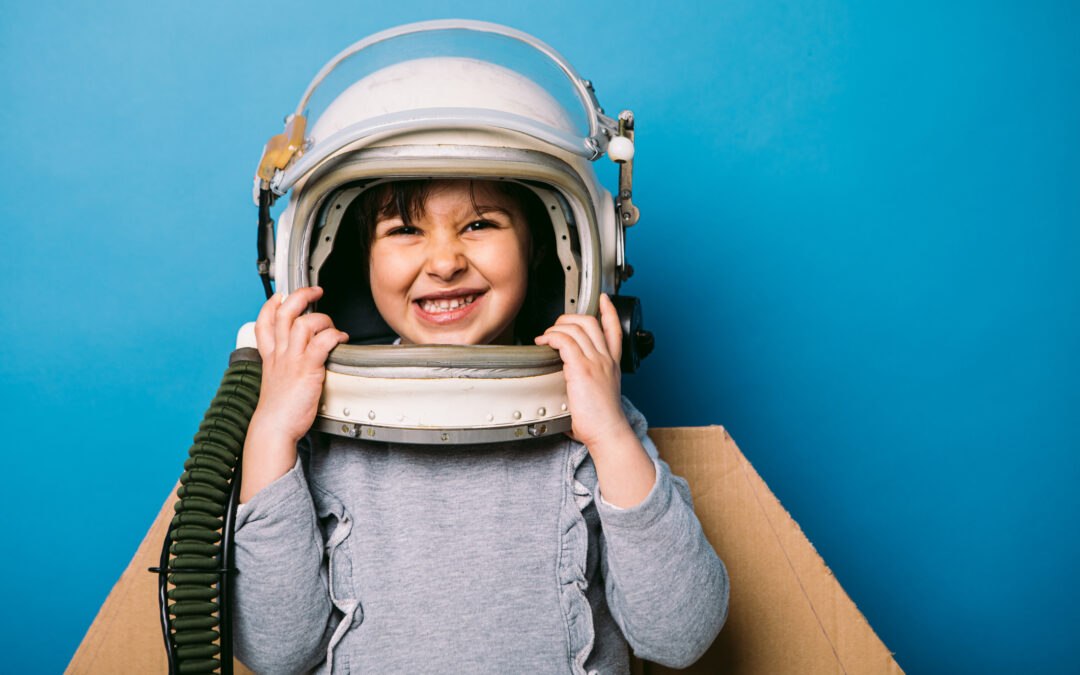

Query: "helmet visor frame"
left=283, top=143, right=604, bottom=369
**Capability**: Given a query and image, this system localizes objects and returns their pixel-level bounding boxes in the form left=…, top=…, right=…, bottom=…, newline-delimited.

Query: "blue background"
left=2, top=2, right=1077, bottom=673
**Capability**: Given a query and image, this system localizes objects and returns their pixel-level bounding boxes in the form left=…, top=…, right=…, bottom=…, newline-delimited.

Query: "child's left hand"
left=535, top=293, right=631, bottom=447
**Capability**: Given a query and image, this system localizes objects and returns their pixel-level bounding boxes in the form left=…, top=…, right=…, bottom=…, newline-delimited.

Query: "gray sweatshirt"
left=233, top=398, right=728, bottom=674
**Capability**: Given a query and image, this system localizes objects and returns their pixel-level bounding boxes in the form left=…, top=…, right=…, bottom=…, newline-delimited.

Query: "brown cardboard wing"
left=68, top=427, right=902, bottom=674
left=641, top=427, right=903, bottom=674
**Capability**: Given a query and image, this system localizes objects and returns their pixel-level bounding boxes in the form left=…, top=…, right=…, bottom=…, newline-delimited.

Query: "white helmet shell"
left=248, top=20, right=642, bottom=444
left=309, top=57, right=577, bottom=149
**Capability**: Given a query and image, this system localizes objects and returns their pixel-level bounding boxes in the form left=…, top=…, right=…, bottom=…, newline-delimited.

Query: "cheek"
left=368, top=246, right=412, bottom=300
left=505, top=229, right=532, bottom=292
left=482, top=240, right=529, bottom=295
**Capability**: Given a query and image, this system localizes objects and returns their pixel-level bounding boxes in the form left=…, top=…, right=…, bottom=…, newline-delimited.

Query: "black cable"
left=218, top=446, right=243, bottom=672
left=257, top=188, right=275, bottom=300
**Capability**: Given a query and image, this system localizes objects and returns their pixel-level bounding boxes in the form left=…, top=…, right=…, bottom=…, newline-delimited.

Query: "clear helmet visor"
left=304, top=24, right=593, bottom=138
left=270, top=21, right=617, bottom=195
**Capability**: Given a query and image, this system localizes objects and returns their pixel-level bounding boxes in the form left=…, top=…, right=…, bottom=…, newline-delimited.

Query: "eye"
left=464, top=220, right=498, bottom=232
left=386, top=224, right=420, bottom=236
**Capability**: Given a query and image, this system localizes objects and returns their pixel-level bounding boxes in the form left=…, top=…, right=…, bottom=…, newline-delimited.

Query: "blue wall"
left=2, top=2, right=1076, bottom=672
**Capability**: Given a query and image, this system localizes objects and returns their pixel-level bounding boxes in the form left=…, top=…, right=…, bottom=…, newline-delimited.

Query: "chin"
left=412, top=324, right=509, bottom=346
left=399, top=327, right=469, bottom=346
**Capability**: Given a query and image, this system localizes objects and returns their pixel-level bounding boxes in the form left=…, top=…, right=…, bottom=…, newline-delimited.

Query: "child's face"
left=368, top=180, right=531, bottom=345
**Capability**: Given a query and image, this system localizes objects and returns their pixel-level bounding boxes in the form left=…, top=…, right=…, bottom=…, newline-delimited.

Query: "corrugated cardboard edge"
left=68, top=427, right=902, bottom=675
left=645, top=427, right=903, bottom=674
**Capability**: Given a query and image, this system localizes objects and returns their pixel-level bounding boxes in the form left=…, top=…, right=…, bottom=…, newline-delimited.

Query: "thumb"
left=599, top=294, right=623, bottom=365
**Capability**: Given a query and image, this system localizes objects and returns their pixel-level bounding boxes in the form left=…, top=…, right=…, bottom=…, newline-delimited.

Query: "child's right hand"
left=252, top=286, right=350, bottom=443
left=240, top=287, right=349, bottom=502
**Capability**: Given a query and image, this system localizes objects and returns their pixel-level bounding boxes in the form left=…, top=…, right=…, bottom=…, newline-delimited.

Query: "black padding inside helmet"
left=513, top=189, right=566, bottom=343
left=315, top=198, right=397, bottom=345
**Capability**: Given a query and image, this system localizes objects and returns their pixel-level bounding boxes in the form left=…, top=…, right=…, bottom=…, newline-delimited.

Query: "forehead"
left=382, top=179, right=526, bottom=222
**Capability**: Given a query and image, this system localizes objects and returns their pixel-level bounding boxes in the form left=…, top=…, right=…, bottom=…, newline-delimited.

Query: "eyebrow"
left=473, top=205, right=513, bottom=218
left=375, top=203, right=514, bottom=228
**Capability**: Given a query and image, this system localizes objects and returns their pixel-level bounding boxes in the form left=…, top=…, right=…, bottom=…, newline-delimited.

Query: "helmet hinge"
left=615, top=110, right=640, bottom=227
left=256, top=114, right=308, bottom=183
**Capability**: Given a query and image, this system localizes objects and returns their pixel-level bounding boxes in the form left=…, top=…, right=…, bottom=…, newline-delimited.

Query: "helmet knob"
left=609, top=294, right=653, bottom=373
left=607, top=135, right=635, bottom=163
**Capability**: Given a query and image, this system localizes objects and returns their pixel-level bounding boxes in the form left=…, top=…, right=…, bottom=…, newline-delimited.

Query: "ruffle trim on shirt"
left=312, top=482, right=361, bottom=674
left=558, top=437, right=596, bottom=675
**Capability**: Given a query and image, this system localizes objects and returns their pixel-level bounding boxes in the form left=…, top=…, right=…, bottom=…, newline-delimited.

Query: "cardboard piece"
left=641, top=427, right=903, bottom=675
left=68, top=427, right=902, bottom=674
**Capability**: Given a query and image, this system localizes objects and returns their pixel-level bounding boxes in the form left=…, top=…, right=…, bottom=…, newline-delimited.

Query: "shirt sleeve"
left=232, top=455, right=337, bottom=674
left=594, top=398, right=730, bottom=668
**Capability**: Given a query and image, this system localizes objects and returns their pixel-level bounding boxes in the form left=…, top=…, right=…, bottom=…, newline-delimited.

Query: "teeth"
left=420, top=294, right=477, bottom=314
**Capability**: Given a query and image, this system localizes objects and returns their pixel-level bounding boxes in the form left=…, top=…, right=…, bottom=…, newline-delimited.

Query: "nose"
left=424, top=235, right=467, bottom=281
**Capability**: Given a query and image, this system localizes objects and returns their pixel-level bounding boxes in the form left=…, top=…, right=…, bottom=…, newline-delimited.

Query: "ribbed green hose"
left=161, top=355, right=261, bottom=674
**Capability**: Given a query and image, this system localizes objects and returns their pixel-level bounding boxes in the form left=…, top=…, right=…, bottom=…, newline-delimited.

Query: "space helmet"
left=243, top=19, right=653, bottom=444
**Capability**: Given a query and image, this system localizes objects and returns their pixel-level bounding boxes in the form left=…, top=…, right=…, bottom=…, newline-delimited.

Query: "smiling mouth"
left=416, top=293, right=480, bottom=314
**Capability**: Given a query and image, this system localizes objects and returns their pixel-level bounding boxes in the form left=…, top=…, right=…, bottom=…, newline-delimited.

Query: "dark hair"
left=318, top=179, right=563, bottom=344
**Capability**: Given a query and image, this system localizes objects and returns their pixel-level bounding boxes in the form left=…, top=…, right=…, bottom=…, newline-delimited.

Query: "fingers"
left=273, top=287, right=323, bottom=354
left=544, top=320, right=598, bottom=355
left=257, top=287, right=344, bottom=362
left=309, top=324, right=350, bottom=359
left=542, top=305, right=606, bottom=354
left=287, top=312, right=336, bottom=357
left=535, top=327, right=587, bottom=361
left=537, top=294, right=624, bottom=364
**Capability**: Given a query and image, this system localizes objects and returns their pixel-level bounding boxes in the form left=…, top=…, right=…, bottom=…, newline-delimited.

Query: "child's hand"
left=241, top=287, right=348, bottom=502
left=252, top=286, right=349, bottom=444
left=536, top=293, right=656, bottom=507
left=534, top=293, right=631, bottom=447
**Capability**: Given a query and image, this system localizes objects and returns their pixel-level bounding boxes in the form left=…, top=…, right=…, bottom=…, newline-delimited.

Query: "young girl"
left=232, top=178, right=728, bottom=674
left=232, top=21, right=728, bottom=674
